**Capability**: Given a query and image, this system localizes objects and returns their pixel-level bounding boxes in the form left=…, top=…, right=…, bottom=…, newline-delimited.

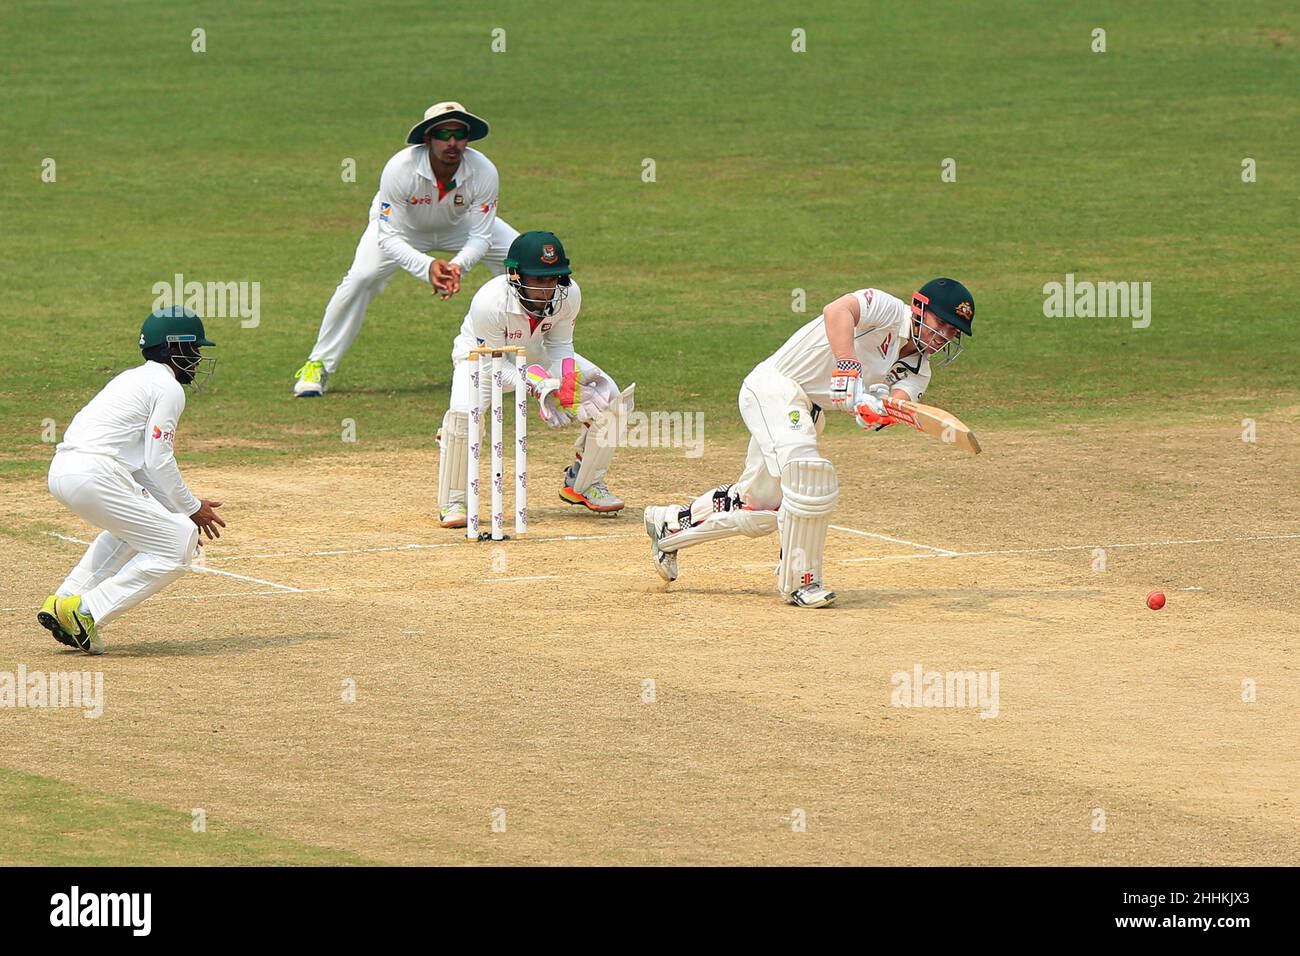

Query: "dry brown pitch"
left=2, top=410, right=1297, bottom=864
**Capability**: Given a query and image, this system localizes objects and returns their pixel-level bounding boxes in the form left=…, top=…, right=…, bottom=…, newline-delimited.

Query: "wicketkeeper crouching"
left=436, top=230, right=631, bottom=527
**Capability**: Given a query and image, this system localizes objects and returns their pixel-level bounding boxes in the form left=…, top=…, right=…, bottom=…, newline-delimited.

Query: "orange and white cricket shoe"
left=560, top=475, right=625, bottom=513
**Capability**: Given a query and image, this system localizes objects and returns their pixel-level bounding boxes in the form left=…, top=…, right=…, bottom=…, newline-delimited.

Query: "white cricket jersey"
left=453, top=274, right=581, bottom=381
left=55, top=361, right=200, bottom=515
left=371, top=145, right=501, bottom=281
left=763, top=288, right=932, bottom=407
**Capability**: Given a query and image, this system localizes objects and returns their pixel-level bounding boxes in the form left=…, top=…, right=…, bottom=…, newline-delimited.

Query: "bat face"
left=881, top=397, right=981, bottom=455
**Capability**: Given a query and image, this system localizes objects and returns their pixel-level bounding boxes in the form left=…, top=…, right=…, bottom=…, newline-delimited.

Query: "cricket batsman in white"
left=435, top=230, right=630, bottom=526
left=38, top=307, right=225, bottom=654
left=293, top=101, right=519, bottom=396
left=643, top=278, right=975, bottom=608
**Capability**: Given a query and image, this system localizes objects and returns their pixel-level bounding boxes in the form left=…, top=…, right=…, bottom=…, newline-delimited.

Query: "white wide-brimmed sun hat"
left=406, top=101, right=490, bottom=144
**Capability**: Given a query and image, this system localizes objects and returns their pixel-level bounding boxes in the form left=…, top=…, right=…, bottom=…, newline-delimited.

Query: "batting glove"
left=828, top=358, right=862, bottom=410
left=854, top=383, right=893, bottom=430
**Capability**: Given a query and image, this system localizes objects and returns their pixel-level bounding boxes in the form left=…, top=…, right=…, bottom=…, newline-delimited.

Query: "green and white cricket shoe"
left=36, top=594, right=79, bottom=649
left=50, top=595, right=104, bottom=655
left=439, top=500, right=467, bottom=529
left=293, top=360, right=328, bottom=397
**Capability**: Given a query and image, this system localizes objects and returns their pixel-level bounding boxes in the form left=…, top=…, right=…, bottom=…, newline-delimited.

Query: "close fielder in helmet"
left=37, top=307, right=226, bottom=654
left=643, top=278, right=975, bottom=608
left=436, top=230, right=629, bottom=527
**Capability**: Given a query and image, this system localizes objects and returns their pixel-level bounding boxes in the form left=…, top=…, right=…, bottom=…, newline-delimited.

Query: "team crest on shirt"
left=788, top=410, right=801, bottom=428
left=540, top=244, right=558, bottom=264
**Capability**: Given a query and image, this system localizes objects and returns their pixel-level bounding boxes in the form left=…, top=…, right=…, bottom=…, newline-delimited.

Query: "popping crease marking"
left=197, top=531, right=643, bottom=563
left=829, top=525, right=957, bottom=555
left=842, top=532, right=1300, bottom=563
left=45, top=531, right=306, bottom=592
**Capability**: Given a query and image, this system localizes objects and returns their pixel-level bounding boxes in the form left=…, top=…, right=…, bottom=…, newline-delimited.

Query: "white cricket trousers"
left=733, top=362, right=825, bottom=508
left=657, top=362, right=824, bottom=553
left=308, top=216, right=520, bottom=372
left=48, top=452, right=199, bottom=626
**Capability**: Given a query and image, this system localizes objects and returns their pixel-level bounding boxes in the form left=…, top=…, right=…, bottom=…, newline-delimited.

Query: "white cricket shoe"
left=785, top=584, right=836, bottom=608
left=643, top=506, right=679, bottom=582
left=293, top=360, right=328, bottom=397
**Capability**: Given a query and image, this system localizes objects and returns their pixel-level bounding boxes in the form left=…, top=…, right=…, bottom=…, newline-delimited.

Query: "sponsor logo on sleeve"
left=379, top=201, right=392, bottom=221
left=151, top=425, right=174, bottom=442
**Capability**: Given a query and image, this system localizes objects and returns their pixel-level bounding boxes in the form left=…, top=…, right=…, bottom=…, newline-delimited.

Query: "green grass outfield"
left=0, top=769, right=369, bottom=865
left=0, top=0, right=1296, bottom=476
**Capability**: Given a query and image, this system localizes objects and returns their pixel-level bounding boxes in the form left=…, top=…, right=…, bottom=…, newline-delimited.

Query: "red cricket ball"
left=1146, top=590, right=1166, bottom=611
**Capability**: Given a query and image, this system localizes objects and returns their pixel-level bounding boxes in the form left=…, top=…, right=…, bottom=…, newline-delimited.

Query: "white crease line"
left=843, top=532, right=1300, bottom=563
left=830, top=525, right=958, bottom=555
left=45, top=531, right=306, bottom=593
left=839, top=553, right=940, bottom=564
left=188, top=565, right=305, bottom=592
left=204, top=531, right=642, bottom=563
left=158, top=587, right=333, bottom=601
left=487, top=575, right=560, bottom=583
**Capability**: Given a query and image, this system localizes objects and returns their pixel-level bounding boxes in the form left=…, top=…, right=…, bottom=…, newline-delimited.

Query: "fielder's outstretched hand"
left=190, top=499, right=226, bottom=539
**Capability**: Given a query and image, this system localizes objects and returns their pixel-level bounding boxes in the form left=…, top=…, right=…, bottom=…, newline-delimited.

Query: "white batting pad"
left=777, top=457, right=838, bottom=597
left=573, top=384, right=635, bottom=493
left=437, top=409, right=469, bottom=510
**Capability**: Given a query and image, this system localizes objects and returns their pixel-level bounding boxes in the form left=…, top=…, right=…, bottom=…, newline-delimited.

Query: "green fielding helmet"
left=914, top=278, right=975, bottom=335
left=504, top=230, right=571, bottom=277
left=139, top=306, right=216, bottom=349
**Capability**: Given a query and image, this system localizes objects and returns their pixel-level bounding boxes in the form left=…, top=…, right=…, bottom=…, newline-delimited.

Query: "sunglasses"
left=430, top=127, right=470, bottom=142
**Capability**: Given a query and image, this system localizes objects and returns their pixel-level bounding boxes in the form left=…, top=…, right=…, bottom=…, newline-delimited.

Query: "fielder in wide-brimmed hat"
left=406, top=101, right=489, bottom=144
left=293, top=100, right=520, bottom=397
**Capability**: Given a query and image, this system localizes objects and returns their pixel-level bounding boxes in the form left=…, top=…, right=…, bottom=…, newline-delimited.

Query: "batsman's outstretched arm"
left=822, top=293, right=860, bottom=360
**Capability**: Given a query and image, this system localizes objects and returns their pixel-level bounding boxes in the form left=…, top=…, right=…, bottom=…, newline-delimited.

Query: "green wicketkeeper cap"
left=505, top=230, right=572, bottom=277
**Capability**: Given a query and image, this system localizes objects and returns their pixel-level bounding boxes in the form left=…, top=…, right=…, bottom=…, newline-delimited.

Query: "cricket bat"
left=881, top=396, right=982, bottom=455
